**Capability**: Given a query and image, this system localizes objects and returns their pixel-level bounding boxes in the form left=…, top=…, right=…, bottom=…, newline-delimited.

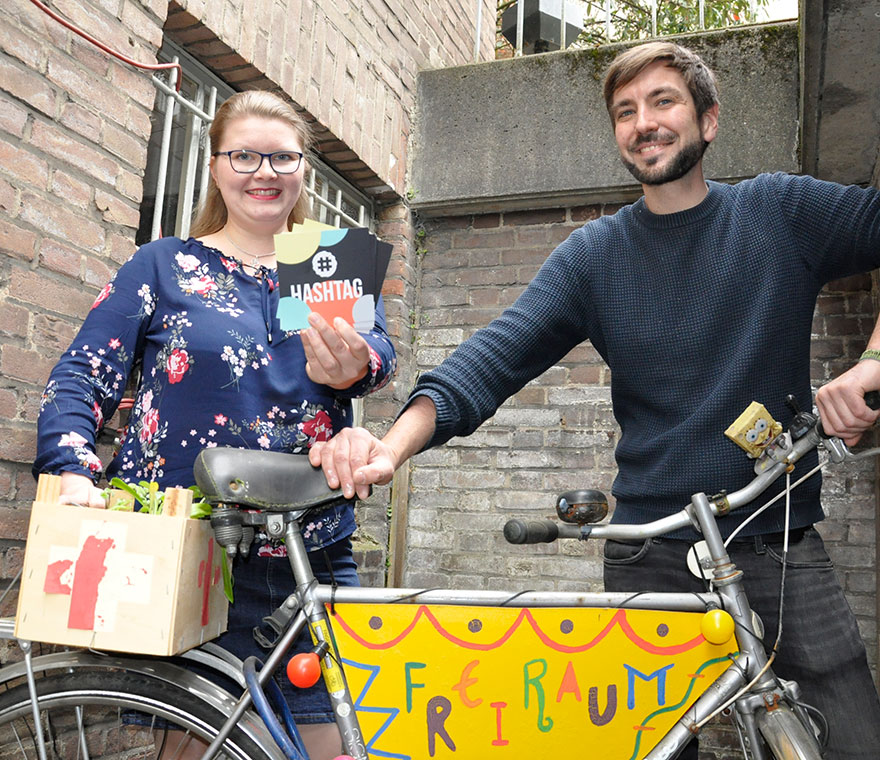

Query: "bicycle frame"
left=1, top=415, right=840, bottom=760
left=263, top=424, right=837, bottom=758
left=196, top=487, right=797, bottom=760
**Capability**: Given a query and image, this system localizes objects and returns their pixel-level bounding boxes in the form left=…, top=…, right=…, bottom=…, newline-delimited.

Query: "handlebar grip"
left=503, top=519, right=559, bottom=544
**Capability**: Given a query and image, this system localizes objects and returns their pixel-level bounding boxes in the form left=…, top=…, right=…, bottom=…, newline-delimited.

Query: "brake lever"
left=820, top=436, right=848, bottom=463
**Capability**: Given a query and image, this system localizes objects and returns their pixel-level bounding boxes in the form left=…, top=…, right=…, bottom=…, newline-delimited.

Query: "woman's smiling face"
left=210, top=115, right=305, bottom=235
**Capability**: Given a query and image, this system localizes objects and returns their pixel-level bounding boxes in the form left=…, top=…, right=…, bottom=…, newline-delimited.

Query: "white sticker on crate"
left=42, top=519, right=154, bottom=633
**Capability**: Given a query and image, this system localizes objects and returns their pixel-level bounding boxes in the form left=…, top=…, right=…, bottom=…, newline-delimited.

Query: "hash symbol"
left=312, top=250, right=338, bottom=278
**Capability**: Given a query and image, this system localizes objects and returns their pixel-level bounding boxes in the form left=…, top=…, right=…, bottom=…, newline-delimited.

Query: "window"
left=308, top=165, right=372, bottom=228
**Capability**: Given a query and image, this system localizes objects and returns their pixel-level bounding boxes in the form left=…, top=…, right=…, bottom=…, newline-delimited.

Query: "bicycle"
left=0, top=395, right=876, bottom=759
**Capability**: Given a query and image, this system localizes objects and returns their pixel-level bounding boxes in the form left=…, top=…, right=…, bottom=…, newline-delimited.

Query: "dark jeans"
left=209, top=536, right=360, bottom=723
left=604, top=528, right=880, bottom=759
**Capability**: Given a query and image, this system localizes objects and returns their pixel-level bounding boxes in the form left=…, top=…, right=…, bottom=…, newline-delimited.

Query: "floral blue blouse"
left=34, top=237, right=397, bottom=551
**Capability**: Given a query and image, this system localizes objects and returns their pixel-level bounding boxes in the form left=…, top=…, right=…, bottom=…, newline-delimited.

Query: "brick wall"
left=356, top=203, right=422, bottom=585
left=169, top=0, right=494, bottom=199
left=404, top=207, right=879, bottom=684
left=0, top=0, right=496, bottom=602
left=0, top=0, right=167, bottom=610
left=811, top=271, right=880, bottom=659
left=402, top=206, right=615, bottom=592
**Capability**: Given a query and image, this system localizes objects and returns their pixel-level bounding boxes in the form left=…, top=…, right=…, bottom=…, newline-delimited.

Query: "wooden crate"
left=15, top=475, right=228, bottom=656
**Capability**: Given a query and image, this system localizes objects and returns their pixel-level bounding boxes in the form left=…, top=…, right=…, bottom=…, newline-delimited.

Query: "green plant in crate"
left=102, top=478, right=234, bottom=602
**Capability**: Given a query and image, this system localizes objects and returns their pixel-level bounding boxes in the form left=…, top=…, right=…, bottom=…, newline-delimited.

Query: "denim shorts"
left=203, top=535, right=360, bottom=724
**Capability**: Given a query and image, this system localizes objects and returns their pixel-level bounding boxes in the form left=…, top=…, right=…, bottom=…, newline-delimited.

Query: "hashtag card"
left=275, top=222, right=390, bottom=332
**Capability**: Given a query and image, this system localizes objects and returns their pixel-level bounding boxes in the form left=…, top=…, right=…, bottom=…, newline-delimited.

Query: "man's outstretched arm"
left=309, top=395, right=437, bottom=500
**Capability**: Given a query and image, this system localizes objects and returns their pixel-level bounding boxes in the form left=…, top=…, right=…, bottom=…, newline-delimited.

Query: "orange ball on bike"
left=286, top=652, right=322, bottom=688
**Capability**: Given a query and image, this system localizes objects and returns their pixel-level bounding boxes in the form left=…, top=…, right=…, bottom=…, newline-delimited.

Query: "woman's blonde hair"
left=189, top=90, right=314, bottom=237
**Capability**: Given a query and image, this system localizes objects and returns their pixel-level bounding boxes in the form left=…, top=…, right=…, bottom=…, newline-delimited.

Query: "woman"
left=34, top=90, right=396, bottom=758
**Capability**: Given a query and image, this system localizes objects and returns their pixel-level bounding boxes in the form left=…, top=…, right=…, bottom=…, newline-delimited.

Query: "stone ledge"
left=411, top=23, right=799, bottom=217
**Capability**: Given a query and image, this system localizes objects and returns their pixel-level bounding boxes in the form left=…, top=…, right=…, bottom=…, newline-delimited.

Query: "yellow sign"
left=329, top=604, right=737, bottom=759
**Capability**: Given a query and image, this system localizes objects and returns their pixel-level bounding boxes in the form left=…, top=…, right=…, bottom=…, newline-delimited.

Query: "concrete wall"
left=800, top=0, right=880, bottom=186
left=411, top=23, right=800, bottom=214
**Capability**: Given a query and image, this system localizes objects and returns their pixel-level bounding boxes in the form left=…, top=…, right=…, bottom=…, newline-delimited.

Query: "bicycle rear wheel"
left=756, top=703, right=823, bottom=760
left=0, top=670, right=275, bottom=759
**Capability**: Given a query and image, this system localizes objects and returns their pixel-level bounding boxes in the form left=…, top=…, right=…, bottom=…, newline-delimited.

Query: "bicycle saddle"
left=193, top=447, right=348, bottom=512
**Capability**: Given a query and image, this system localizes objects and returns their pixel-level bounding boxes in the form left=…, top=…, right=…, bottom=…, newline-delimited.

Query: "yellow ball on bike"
left=701, top=608, right=735, bottom=645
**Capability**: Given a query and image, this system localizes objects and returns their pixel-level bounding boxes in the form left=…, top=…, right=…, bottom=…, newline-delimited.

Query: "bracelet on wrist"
left=859, top=349, right=880, bottom=362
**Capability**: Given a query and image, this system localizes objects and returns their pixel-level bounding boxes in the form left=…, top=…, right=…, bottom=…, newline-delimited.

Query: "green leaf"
left=108, top=479, right=215, bottom=520
left=187, top=485, right=213, bottom=519
left=108, top=478, right=148, bottom=508
left=101, top=487, right=134, bottom=511
left=189, top=501, right=213, bottom=519
left=221, top=553, right=234, bottom=603
left=148, top=481, right=160, bottom=515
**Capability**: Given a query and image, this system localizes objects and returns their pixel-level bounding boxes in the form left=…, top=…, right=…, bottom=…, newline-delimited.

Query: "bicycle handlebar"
left=505, top=391, right=880, bottom=545
left=504, top=515, right=693, bottom=544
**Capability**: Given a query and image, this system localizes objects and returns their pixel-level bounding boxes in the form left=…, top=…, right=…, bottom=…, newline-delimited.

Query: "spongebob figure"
left=724, top=401, right=783, bottom=458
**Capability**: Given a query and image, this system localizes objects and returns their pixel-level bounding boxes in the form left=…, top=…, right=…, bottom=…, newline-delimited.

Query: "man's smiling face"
left=610, top=60, right=718, bottom=186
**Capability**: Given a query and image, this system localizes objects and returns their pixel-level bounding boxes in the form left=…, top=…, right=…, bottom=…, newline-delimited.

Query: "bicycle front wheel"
left=0, top=670, right=275, bottom=760
left=756, top=702, right=823, bottom=760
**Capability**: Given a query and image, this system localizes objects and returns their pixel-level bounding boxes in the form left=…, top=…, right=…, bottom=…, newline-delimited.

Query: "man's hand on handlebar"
left=816, top=359, right=880, bottom=445
left=309, top=427, right=398, bottom=500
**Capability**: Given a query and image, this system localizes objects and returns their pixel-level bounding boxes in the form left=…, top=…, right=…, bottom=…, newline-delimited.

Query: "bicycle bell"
left=556, top=489, right=608, bottom=524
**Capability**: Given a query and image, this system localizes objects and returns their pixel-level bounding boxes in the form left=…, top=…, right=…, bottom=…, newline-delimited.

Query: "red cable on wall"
left=29, top=0, right=182, bottom=91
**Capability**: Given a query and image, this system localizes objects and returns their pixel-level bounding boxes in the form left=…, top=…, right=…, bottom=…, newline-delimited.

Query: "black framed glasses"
left=213, top=149, right=304, bottom=174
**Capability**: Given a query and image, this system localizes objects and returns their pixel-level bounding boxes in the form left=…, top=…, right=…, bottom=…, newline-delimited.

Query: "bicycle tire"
left=756, top=702, right=824, bottom=760
left=0, top=669, right=275, bottom=760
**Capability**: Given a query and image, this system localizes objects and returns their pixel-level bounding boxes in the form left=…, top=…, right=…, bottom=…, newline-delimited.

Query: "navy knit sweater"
left=411, top=173, right=880, bottom=538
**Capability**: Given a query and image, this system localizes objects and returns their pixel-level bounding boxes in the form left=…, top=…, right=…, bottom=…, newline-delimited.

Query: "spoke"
left=74, top=705, right=89, bottom=760
left=10, top=720, right=29, bottom=758
left=168, top=729, right=193, bottom=760
left=42, top=712, right=56, bottom=760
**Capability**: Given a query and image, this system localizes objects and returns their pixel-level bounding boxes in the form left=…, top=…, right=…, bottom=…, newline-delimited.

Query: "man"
left=310, top=42, right=880, bottom=757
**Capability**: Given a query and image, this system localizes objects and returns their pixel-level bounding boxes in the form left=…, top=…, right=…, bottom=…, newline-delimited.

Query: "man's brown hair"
left=603, top=42, right=719, bottom=119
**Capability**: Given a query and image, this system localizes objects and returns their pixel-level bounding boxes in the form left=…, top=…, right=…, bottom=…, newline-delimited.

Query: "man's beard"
left=622, top=134, right=709, bottom=186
